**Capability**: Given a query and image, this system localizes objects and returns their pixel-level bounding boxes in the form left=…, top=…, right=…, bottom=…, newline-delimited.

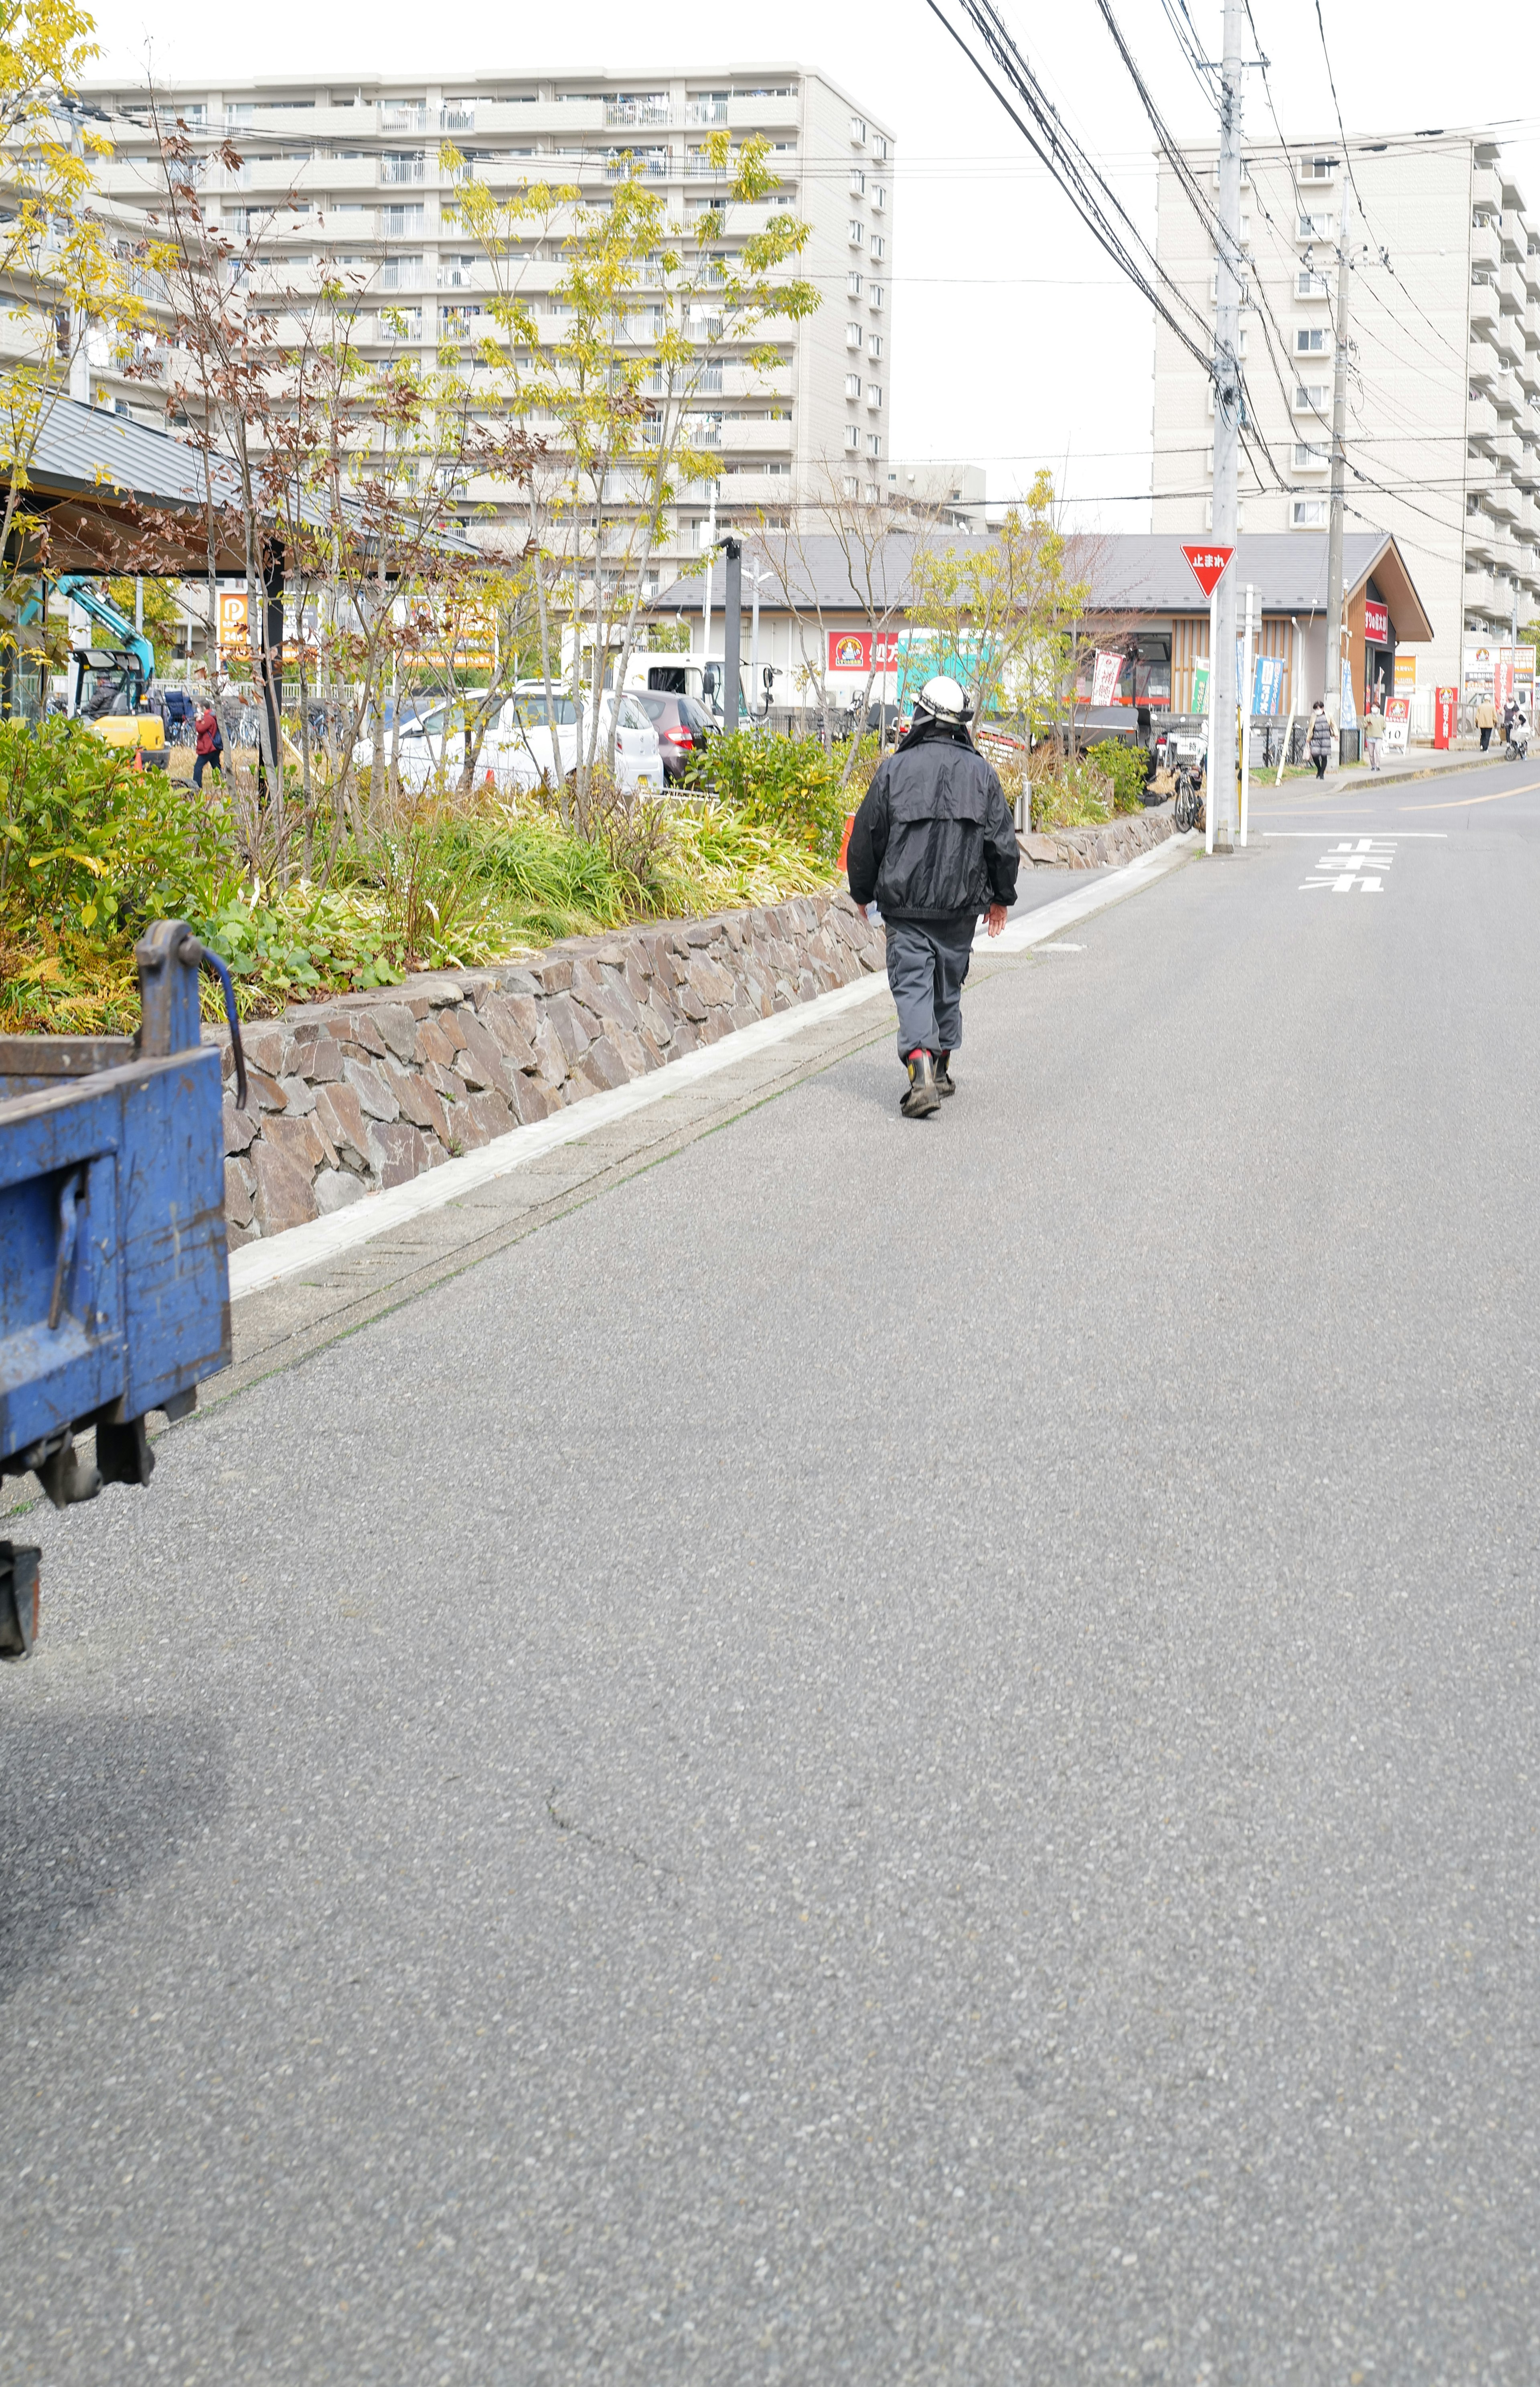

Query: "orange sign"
left=218, top=590, right=249, bottom=653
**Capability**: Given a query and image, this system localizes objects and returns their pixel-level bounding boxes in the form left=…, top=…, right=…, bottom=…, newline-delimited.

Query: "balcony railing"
left=607, top=96, right=670, bottom=127
left=381, top=153, right=426, bottom=185
left=380, top=104, right=428, bottom=133
left=685, top=97, right=728, bottom=126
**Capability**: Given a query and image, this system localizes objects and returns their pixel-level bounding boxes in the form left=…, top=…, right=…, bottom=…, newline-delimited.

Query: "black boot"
left=900, top=1048, right=940, bottom=1119
left=934, top=1053, right=956, bottom=1097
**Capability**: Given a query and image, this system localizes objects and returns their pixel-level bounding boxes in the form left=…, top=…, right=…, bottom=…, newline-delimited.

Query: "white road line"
left=230, top=831, right=1197, bottom=1299
left=1264, top=830, right=1449, bottom=838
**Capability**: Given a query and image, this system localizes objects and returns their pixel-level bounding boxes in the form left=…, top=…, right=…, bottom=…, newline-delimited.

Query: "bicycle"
left=1172, top=766, right=1207, bottom=834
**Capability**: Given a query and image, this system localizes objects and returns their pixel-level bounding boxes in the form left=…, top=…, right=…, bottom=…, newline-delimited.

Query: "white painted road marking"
left=1301, top=836, right=1396, bottom=892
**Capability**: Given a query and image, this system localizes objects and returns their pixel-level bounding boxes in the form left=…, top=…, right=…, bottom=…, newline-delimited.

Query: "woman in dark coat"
left=1307, top=700, right=1333, bottom=781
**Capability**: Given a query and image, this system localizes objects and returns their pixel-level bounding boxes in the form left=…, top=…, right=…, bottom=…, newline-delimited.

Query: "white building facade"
left=1152, top=133, right=1540, bottom=697
left=85, top=65, right=896, bottom=586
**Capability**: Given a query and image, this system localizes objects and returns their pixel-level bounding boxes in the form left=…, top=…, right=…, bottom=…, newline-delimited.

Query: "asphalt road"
left=6, top=752, right=1540, bottom=2384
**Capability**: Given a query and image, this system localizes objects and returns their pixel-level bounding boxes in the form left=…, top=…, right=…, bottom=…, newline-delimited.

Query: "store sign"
left=1394, top=651, right=1418, bottom=695
left=1384, top=695, right=1410, bottom=754
left=1433, top=686, right=1457, bottom=749
left=1463, top=643, right=1495, bottom=694
left=826, top=629, right=900, bottom=675
left=1180, top=542, right=1234, bottom=598
left=217, top=590, right=249, bottom=654
left=1091, top=650, right=1123, bottom=708
left=1364, top=598, right=1389, bottom=643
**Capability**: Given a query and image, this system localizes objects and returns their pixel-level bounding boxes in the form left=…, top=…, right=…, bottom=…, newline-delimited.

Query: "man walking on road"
left=845, top=676, right=1019, bottom=1119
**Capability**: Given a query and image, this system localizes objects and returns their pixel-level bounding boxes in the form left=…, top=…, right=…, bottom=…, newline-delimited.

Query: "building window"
left=1297, top=211, right=1334, bottom=240
left=845, top=373, right=862, bottom=399
left=1294, top=380, right=1328, bottom=411
left=1292, top=497, right=1328, bottom=525
left=1295, top=327, right=1328, bottom=354
left=849, top=115, right=867, bottom=144
left=871, top=185, right=886, bottom=211
left=381, top=151, right=426, bottom=185
left=873, top=134, right=889, bottom=161
left=866, top=384, right=882, bottom=410
left=1301, top=155, right=1338, bottom=180
left=868, top=332, right=882, bottom=360
left=843, top=475, right=860, bottom=499
left=847, top=270, right=862, bottom=297
left=1293, top=440, right=1327, bottom=468
left=866, top=432, right=880, bottom=457
left=844, top=424, right=860, bottom=451
left=849, top=168, right=865, bottom=196
left=868, top=284, right=885, bottom=310
left=864, top=482, right=880, bottom=503
left=870, top=233, right=885, bottom=261
left=848, top=220, right=864, bottom=247
left=846, top=320, right=863, bottom=349
left=1295, top=269, right=1330, bottom=298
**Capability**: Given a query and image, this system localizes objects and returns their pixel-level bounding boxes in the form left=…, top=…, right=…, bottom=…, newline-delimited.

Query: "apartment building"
left=84, top=65, right=895, bottom=588
left=1151, top=132, right=1540, bottom=697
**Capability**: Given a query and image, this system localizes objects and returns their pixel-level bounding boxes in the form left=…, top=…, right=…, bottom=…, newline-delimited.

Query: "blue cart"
left=0, top=921, right=245, bottom=1659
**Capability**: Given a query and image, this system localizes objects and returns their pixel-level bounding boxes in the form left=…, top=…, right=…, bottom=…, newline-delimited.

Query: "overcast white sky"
left=89, top=0, right=1540, bottom=530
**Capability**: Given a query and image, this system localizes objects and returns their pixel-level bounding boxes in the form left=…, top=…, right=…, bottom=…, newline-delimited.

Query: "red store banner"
left=1433, top=686, right=1457, bottom=750
left=1364, top=598, right=1389, bottom=643
left=827, top=629, right=900, bottom=673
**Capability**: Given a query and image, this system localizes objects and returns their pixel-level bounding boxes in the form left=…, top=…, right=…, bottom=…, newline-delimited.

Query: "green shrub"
left=684, top=730, right=847, bottom=864
left=1085, top=738, right=1149, bottom=816
left=0, top=719, right=232, bottom=938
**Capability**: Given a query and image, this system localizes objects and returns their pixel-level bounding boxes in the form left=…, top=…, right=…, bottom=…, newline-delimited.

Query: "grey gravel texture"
left=4, top=757, right=1540, bottom=2385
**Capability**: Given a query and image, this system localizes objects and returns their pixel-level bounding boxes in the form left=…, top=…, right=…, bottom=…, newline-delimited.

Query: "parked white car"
left=355, top=686, right=665, bottom=796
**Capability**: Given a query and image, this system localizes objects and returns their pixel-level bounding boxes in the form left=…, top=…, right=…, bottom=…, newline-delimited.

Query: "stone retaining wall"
left=1019, top=805, right=1175, bottom=871
left=217, top=892, right=884, bottom=1244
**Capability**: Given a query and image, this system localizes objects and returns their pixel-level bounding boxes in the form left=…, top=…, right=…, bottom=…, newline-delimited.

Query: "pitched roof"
left=1080, top=530, right=1432, bottom=634
left=19, top=394, right=480, bottom=574
left=652, top=525, right=1435, bottom=641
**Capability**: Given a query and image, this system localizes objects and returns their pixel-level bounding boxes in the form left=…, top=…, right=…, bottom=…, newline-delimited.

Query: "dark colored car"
left=637, top=689, right=712, bottom=783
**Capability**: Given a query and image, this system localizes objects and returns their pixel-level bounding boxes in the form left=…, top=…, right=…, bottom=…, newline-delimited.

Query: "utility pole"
left=1324, top=174, right=1355, bottom=748
left=1210, top=0, right=1245, bottom=856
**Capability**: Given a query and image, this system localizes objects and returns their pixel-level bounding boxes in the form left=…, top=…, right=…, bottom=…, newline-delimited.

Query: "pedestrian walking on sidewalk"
left=845, top=676, right=1019, bottom=1119
left=1476, top=694, right=1496, bottom=752
left=1364, top=700, right=1386, bottom=771
left=1308, top=699, right=1333, bottom=781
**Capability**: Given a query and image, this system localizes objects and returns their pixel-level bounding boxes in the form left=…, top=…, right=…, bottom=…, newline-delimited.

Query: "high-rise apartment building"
left=1152, top=132, right=1540, bottom=696
left=85, top=65, right=895, bottom=587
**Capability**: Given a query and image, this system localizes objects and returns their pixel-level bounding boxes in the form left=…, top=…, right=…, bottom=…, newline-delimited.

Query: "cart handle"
left=176, top=936, right=248, bottom=1112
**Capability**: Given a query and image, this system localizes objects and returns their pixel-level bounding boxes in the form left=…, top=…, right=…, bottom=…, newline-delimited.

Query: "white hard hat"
left=914, top=674, right=973, bottom=724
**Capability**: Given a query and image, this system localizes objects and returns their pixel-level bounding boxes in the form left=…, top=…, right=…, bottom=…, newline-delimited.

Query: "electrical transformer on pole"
left=1209, top=0, right=1246, bottom=856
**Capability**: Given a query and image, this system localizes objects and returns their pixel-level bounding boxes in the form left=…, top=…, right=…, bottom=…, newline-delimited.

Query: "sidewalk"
left=1290, top=742, right=1514, bottom=797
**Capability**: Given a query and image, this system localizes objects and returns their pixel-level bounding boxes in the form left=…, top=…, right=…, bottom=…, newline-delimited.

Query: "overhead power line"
left=919, top=0, right=1221, bottom=386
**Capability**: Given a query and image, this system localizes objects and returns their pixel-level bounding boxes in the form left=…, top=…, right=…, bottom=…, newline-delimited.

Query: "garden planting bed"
left=216, top=890, right=883, bottom=1242
left=1018, top=802, right=1176, bottom=871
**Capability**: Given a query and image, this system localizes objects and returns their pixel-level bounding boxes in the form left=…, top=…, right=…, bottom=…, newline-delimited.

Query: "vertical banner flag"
left=1494, top=648, right=1516, bottom=713
left=1191, top=659, right=1211, bottom=716
left=1091, top=650, right=1123, bottom=708
left=1339, top=657, right=1358, bottom=727
left=1433, top=686, right=1457, bottom=750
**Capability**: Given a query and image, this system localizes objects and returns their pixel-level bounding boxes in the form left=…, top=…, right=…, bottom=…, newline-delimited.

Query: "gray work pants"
left=884, top=913, right=976, bottom=1059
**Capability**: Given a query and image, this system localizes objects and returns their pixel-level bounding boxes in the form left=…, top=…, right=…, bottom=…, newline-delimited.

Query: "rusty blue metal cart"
left=0, top=921, right=245, bottom=1659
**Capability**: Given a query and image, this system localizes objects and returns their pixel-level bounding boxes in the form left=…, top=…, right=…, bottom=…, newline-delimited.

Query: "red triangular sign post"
left=1181, top=542, right=1235, bottom=599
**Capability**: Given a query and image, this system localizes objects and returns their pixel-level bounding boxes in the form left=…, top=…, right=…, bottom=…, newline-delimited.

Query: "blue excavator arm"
left=55, top=572, right=156, bottom=689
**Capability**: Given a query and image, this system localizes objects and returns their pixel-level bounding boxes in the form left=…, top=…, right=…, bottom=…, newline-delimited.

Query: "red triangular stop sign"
left=1181, top=542, right=1235, bottom=599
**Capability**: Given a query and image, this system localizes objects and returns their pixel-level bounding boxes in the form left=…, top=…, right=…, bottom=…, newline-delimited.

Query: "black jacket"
left=845, top=718, right=1019, bottom=922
